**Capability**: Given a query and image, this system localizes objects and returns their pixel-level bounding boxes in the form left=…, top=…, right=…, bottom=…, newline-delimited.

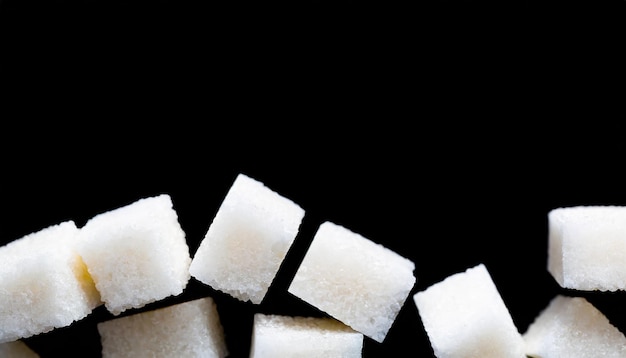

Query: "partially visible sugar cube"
left=524, top=295, right=626, bottom=357
left=0, top=340, right=40, bottom=358
left=548, top=206, right=626, bottom=291
left=189, top=173, right=305, bottom=304
left=0, top=221, right=101, bottom=343
left=98, top=296, right=228, bottom=358
left=413, top=264, right=525, bottom=358
left=78, top=194, right=191, bottom=315
left=287, top=221, right=416, bottom=343
left=250, top=313, right=363, bottom=358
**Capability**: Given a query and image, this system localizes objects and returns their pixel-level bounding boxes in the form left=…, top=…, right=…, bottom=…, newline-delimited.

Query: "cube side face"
left=98, top=297, right=227, bottom=358
left=524, top=295, right=626, bottom=357
left=550, top=207, right=626, bottom=291
left=414, top=264, right=525, bottom=358
left=250, top=314, right=363, bottom=358
left=287, top=222, right=415, bottom=343
left=190, top=174, right=305, bottom=304
left=0, top=340, right=40, bottom=358
left=0, top=221, right=99, bottom=343
left=547, top=210, right=565, bottom=287
left=79, top=195, right=191, bottom=315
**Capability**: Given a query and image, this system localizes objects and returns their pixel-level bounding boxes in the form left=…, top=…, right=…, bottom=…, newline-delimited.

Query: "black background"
left=1, top=0, right=625, bottom=357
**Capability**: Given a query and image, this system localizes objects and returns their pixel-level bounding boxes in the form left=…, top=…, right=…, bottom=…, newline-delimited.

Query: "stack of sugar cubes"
left=413, top=205, right=626, bottom=357
left=0, top=173, right=418, bottom=357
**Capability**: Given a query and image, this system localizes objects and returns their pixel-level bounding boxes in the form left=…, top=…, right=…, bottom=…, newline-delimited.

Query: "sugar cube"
left=77, top=194, right=191, bottom=315
left=0, top=340, right=40, bottom=358
left=0, top=221, right=101, bottom=343
left=524, top=295, right=626, bottom=357
left=413, top=264, right=525, bottom=358
left=98, top=296, right=227, bottom=358
left=250, top=313, right=363, bottom=357
left=189, top=173, right=305, bottom=304
left=548, top=206, right=626, bottom=291
left=287, top=221, right=416, bottom=343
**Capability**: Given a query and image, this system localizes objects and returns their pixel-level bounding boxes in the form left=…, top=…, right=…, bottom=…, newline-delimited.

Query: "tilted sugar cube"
left=524, top=295, right=626, bottom=357
left=98, top=296, right=228, bottom=358
left=413, top=264, right=525, bottom=358
left=250, top=313, right=363, bottom=358
left=287, top=221, right=416, bottom=343
left=548, top=206, right=626, bottom=291
left=77, top=194, right=191, bottom=315
left=0, top=340, right=40, bottom=358
left=0, top=221, right=101, bottom=343
left=189, top=173, right=305, bottom=304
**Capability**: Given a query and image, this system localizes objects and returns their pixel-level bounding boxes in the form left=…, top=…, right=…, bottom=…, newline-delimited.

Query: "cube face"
left=98, top=297, right=227, bottom=358
left=524, top=295, right=626, bottom=358
left=548, top=206, right=626, bottom=291
left=78, top=194, right=191, bottom=315
left=0, top=221, right=100, bottom=343
left=287, top=221, right=416, bottom=343
left=0, top=340, right=40, bottom=358
left=250, top=314, right=363, bottom=358
left=189, top=174, right=305, bottom=304
left=413, top=264, right=525, bottom=358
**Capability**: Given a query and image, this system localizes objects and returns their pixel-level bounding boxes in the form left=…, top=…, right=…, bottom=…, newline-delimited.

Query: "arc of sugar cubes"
left=0, top=172, right=417, bottom=355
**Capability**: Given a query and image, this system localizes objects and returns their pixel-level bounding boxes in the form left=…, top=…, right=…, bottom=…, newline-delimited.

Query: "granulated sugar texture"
left=288, top=221, right=416, bottom=343
left=548, top=206, right=626, bottom=291
left=0, top=221, right=101, bottom=343
left=190, top=174, right=305, bottom=304
left=77, top=194, right=191, bottom=315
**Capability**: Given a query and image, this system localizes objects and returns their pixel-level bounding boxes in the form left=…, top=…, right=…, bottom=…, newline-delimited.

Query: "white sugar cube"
left=0, top=340, right=40, bottom=358
left=98, top=296, right=228, bottom=358
left=250, top=313, right=363, bottom=358
left=78, top=194, right=191, bottom=315
left=287, top=221, right=416, bottom=343
left=189, top=174, right=305, bottom=304
left=413, top=264, right=525, bottom=358
left=548, top=206, right=626, bottom=291
left=524, top=295, right=626, bottom=357
left=0, top=221, right=101, bottom=343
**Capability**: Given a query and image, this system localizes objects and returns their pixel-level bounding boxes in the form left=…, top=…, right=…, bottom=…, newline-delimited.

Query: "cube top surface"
left=189, top=173, right=305, bottom=304
left=78, top=194, right=191, bottom=315
left=251, top=313, right=363, bottom=358
left=98, top=296, right=227, bottom=358
left=0, top=220, right=100, bottom=343
left=524, top=295, right=626, bottom=358
left=288, top=221, right=415, bottom=343
left=413, top=264, right=525, bottom=358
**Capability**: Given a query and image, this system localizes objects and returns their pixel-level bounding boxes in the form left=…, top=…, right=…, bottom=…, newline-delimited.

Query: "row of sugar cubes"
left=0, top=173, right=417, bottom=357
left=414, top=206, right=626, bottom=357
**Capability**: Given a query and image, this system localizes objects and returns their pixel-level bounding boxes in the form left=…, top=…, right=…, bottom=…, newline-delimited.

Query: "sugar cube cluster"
left=412, top=205, right=626, bottom=357
left=6, top=172, right=625, bottom=357
left=0, top=173, right=417, bottom=356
